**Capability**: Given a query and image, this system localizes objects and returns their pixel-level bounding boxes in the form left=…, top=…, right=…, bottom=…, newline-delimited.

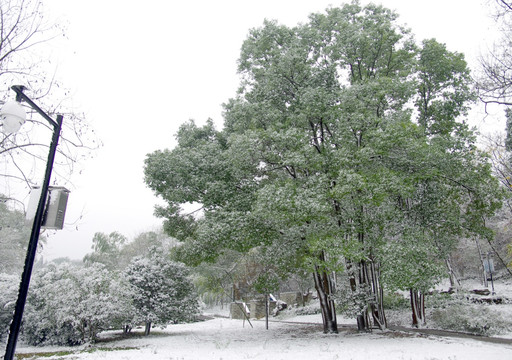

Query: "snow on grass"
left=13, top=277, right=512, bottom=359
left=15, top=317, right=512, bottom=360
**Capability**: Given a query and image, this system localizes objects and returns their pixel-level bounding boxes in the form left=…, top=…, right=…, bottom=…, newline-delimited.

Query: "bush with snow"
left=292, top=303, right=322, bottom=316
left=431, top=303, right=512, bottom=336
left=0, top=273, right=20, bottom=340
left=123, top=249, right=200, bottom=335
left=23, top=263, right=132, bottom=345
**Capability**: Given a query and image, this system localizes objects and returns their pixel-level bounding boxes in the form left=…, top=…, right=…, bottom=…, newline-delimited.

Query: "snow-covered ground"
left=12, top=277, right=512, bottom=359
left=15, top=314, right=512, bottom=360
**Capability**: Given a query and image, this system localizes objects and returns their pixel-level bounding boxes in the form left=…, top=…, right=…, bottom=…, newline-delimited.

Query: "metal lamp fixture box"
left=26, top=186, right=70, bottom=230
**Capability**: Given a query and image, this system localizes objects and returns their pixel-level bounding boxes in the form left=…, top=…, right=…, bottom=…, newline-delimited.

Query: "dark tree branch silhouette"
left=0, top=0, right=100, bottom=209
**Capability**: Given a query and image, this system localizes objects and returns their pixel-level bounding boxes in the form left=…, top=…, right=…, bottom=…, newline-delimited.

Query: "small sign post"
left=483, top=254, right=495, bottom=295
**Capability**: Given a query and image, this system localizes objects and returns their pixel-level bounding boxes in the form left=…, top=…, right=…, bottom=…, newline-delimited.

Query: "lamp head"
left=0, top=100, right=26, bottom=133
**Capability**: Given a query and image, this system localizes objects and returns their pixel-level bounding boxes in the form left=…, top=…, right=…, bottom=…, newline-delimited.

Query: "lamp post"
left=1, top=85, right=63, bottom=360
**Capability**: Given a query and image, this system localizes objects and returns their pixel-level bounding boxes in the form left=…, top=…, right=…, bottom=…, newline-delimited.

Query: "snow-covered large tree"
left=144, top=1, right=504, bottom=332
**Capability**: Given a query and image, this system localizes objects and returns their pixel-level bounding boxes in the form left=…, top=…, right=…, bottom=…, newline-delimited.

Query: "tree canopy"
left=144, top=1, right=504, bottom=332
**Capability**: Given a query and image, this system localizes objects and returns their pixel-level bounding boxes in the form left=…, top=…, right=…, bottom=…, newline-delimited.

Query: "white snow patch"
left=15, top=317, right=512, bottom=360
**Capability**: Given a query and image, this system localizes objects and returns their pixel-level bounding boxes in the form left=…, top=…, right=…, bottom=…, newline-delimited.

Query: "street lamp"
left=1, top=85, right=64, bottom=360
left=0, top=100, right=26, bottom=133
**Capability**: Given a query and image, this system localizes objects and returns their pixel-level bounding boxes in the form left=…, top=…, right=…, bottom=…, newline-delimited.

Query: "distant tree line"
left=0, top=230, right=199, bottom=345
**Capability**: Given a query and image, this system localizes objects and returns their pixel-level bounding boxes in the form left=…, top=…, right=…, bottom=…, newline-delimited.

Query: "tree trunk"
left=410, top=289, right=425, bottom=327
left=313, top=263, right=338, bottom=334
left=475, top=238, right=488, bottom=287
left=145, top=321, right=151, bottom=336
left=369, top=261, right=386, bottom=330
left=356, top=314, right=367, bottom=331
left=445, top=256, right=460, bottom=292
left=346, top=260, right=357, bottom=291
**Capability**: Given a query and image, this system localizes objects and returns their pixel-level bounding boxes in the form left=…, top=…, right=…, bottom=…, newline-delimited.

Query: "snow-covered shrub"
left=431, top=304, right=512, bottom=336
left=24, top=263, right=132, bottom=345
left=0, top=273, right=20, bottom=340
left=292, top=302, right=322, bottom=316
left=123, top=249, right=199, bottom=335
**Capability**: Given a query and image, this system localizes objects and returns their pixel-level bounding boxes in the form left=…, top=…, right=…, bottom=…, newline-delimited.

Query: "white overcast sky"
left=36, top=0, right=501, bottom=260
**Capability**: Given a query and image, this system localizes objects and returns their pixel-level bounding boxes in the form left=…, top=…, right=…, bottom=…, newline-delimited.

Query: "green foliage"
left=336, top=283, right=375, bottom=318
left=192, top=250, right=251, bottom=305
left=381, top=233, right=445, bottom=293
left=253, top=272, right=280, bottom=295
left=119, top=230, right=178, bottom=269
left=382, top=292, right=409, bottom=310
left=416, top=39, right=475, bottom=136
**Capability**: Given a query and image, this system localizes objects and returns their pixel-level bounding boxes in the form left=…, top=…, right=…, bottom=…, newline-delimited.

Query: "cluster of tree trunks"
left=313, top=268, right=338, bottom=333
left=353, top=260, right=387, bottom=331
left=313, top=252, right=338, bottom=334
left=314, top=257, right=387, bottom=333
left=410, top=289, right=426, bottom=327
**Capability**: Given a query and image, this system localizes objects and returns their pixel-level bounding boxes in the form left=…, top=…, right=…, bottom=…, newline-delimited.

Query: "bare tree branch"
left=0, top=0, right=101, bottom=202
left=477, top=1, right=512, bottom=107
